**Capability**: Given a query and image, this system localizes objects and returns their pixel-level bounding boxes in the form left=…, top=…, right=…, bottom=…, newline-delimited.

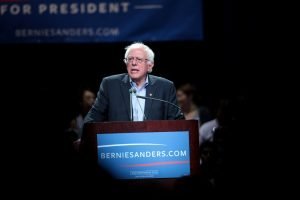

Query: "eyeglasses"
left=124, top=57, right=149, bottom=64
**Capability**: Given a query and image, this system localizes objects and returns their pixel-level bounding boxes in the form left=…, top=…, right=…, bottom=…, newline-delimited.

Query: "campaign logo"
left=97, top=131, right=190, bottom=179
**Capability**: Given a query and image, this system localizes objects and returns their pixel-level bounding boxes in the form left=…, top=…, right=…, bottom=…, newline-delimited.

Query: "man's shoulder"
left=149, top=75, right=173, bottom=85
left=102, top=73, right=127, bottom=82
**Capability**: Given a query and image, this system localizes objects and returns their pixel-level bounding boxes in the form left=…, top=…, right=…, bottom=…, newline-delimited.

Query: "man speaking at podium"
left=84, top=42, right=183, bottom=123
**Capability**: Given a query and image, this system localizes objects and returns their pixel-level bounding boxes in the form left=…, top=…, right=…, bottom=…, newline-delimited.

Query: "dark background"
left=2, top=0, right=261, bottom=197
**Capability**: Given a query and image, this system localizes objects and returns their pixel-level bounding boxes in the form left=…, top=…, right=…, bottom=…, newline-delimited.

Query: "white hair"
left=124, top=42, right=155, bottom=63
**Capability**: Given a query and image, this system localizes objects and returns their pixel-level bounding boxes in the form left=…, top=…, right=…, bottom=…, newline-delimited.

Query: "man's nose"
left=131, top=59, right=137, bottom=65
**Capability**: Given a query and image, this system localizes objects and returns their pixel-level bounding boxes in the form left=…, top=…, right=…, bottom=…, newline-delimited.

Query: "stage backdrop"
left=0, top=0, right=203, bottom=43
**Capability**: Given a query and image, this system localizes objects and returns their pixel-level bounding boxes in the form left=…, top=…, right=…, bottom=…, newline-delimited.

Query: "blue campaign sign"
left=0, top=0, right=203, bottom=43
left=97, top=131, right=190, bottom=179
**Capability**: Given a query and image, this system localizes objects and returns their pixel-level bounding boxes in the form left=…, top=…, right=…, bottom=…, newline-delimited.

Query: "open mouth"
left=131, top=69, right=139, bottom=73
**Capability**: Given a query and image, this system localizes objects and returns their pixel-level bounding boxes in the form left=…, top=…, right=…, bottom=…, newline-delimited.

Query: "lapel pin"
left=149, top=93, right=152, bottom=96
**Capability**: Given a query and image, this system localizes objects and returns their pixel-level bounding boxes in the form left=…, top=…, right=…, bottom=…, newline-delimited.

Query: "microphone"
left=129, top=88, right=134, bottom=121
left=129, top=88, right=147, bottom=121
left=132, top=89, right=184, bottom=119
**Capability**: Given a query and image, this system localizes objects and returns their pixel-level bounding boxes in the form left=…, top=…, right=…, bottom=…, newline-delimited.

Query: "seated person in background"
left=67, top=88, right=95, bottom=148
left=177, top=83, right=212, bottom=125
left=199, top=96, right=247, bottom=190
left=75, top=88, right=95, bottom=137
left=199, top=98, right=236, bottom=145
left=199, top=118, right=218, bottom=146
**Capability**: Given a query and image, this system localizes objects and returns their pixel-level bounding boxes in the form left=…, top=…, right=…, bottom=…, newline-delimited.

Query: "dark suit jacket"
left=84, top=73, right=182, bottom=123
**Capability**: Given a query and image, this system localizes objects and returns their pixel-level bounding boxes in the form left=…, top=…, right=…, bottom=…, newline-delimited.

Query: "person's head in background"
left=177, top=83, right=213, bottom=125
left=176, top=83, right=199, bottom=120
left=80, top=88, right=95, bottom=117
left=124, top=42, right=154, bottom=87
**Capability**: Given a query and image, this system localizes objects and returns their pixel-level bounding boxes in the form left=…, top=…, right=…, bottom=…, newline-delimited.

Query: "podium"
left=81, top=120, right=200, bottom=182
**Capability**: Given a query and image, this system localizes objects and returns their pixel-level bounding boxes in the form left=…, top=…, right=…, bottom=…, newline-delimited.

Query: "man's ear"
left=147, top=62, right=154, bottom=73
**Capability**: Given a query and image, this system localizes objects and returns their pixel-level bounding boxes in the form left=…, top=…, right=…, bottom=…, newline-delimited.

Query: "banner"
left=0, top=0, right=203, bottom=43
left=97, top=131, right=190, bottom=179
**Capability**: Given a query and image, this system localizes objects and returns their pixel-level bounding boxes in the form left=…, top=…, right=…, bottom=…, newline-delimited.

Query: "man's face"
left=82, top=90, right=95, bottom=109
left=176, top=90, right=188, bottom=108
left=126, top=48, right=153, bottom=83
left=177, top=90, right=193, bottom=111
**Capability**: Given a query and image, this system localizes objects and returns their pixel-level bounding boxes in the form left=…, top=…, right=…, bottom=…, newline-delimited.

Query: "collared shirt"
left=130, top=76, right=149, bottom=121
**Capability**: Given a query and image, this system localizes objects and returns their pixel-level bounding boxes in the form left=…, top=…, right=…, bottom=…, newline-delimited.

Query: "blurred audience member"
left=177, top=83, right=212, bottom=126
left=66, top=88, right=95, bottom=150
left=75, top=88, right=95, bottom=134
left=199, top=98, right=238, bottom=145
left=199, top=118, right=218, bottom=145
left=199, top=96, right=247, bottom=192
